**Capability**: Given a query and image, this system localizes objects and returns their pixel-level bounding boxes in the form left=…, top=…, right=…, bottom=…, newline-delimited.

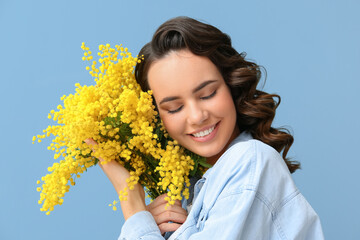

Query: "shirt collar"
left=202, top=131, right=253, bottom=179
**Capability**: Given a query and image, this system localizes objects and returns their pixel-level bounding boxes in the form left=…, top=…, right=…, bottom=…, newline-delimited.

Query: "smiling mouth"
left=190, top=123, right=218, bottom=138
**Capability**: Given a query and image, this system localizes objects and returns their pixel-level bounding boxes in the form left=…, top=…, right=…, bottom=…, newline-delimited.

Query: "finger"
left=84, top=139, right=109, bottom=165
left=146, top=194, right=168, bottom=210
left=147, top=194, right=182, bottom=211
left=150, top=202, right=187, bottom=217
left=83, top=139, right=133, bottom=196
left=84, top=138, right=97, bottom=146
left=153, top=210, right=188, bottom=225
left=159, top=222, right=183, bottom=235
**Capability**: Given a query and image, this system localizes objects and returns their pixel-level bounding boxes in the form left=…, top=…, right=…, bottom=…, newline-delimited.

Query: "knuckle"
left=166, top=205, right=174, bottom=211
left=165, top=211, right=172, bottom=219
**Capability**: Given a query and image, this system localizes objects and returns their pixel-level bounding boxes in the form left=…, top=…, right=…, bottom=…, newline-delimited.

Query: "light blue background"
left=1, top=0, right=359, bottom=239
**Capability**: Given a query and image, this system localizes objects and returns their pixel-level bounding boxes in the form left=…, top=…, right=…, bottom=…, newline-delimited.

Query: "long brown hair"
left=135, top=16, right=300, bottom=173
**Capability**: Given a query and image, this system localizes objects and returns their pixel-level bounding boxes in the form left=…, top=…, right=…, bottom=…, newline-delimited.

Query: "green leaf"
left=198, top=161, right=213, bottom=169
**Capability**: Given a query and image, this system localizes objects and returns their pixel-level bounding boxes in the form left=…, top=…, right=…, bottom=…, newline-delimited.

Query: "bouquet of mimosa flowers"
left=33, top=43, right=211, bottom=215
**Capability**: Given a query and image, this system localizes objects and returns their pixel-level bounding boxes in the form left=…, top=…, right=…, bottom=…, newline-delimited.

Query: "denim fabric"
left=119, top=132, right=324, bottom=240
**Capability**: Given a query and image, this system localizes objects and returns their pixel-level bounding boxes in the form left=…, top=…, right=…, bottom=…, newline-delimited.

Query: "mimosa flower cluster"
left=33, top=43, right=210, bottom=215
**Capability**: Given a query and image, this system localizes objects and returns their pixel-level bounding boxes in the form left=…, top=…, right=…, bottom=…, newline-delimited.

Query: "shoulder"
left=204, top=131, right=297, bottom=203
left=216, top=131, right=284, bottom=170
left=209, top=132, right=288, bottom=186
left=228, top=132, right=285, bottom=170
left=198, top=133, right=324, bottom=239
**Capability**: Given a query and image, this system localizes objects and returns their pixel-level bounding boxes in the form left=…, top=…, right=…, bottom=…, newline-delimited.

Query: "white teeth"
left=192, top=126, right=215, bottom=138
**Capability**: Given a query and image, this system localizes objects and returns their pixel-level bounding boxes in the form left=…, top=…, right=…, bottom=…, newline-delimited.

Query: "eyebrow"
left=159, top=80, right=217, bottom=105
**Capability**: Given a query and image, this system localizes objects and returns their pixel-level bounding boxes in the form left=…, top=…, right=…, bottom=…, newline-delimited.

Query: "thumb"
left=84, top=138, right=97, bottom=146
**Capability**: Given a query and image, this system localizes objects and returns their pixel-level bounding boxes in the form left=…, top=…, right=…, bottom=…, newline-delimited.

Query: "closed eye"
left=200, top=90, right=217, bottom=100
left=167, top=90, right=216, bottom=114
left=168, top=105, right=183, bottom=114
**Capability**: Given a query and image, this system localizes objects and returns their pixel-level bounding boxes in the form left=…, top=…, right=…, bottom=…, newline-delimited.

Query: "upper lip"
left=187, top=122, right=218, bottom=135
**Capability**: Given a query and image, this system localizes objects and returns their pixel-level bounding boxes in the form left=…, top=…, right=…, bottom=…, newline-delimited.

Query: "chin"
left=188, top=145, right=222, bottom=158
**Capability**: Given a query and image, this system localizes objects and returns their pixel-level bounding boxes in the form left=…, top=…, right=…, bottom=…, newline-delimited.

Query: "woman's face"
left=147, top=49, right=239, bottom=164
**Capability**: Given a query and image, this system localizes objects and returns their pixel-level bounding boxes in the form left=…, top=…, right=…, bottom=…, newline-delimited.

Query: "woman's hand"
left=84, top=138, right=146, bottom=220
left=146, top=194, right=188, bottom=235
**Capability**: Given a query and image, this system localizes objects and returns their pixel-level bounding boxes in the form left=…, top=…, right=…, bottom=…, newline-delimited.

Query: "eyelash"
left=167, top=90, right=217, bottom=114
left=168, top=106, right=183, bottom=114
left=200, top=90, right=217, bottom=100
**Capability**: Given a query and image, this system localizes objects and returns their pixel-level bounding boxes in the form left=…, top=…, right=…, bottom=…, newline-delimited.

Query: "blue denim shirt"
left=119, top=132, right=324, bottom=239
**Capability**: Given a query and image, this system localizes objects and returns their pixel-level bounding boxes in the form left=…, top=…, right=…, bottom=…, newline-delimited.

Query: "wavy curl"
left=135, top=16, right=300, bottom=173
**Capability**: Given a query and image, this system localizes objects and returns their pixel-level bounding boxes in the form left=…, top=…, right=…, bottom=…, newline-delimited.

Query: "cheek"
left=215, top=91, right=236, bottom=116
left=160, top=113, right=183, bottom=138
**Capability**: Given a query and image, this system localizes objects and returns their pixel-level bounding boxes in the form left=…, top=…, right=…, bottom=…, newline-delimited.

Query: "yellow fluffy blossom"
left=33, top=43, right=210, bottom=215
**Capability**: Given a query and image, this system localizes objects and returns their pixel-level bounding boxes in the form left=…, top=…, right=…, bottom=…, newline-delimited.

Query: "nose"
left=186, top=102, right=209, bottom=125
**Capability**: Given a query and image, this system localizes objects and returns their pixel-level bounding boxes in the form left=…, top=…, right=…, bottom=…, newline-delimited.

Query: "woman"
left=87, top=16, right=324, bottom=239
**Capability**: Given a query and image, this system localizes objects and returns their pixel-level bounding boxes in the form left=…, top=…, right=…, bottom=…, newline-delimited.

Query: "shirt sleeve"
left=118, top=211, right=164, bottom=240
left=276, top=192, right=325, bottom=239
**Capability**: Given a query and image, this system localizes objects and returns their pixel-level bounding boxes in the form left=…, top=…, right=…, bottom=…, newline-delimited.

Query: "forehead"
left=147, top=50, right=221, bottom=98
